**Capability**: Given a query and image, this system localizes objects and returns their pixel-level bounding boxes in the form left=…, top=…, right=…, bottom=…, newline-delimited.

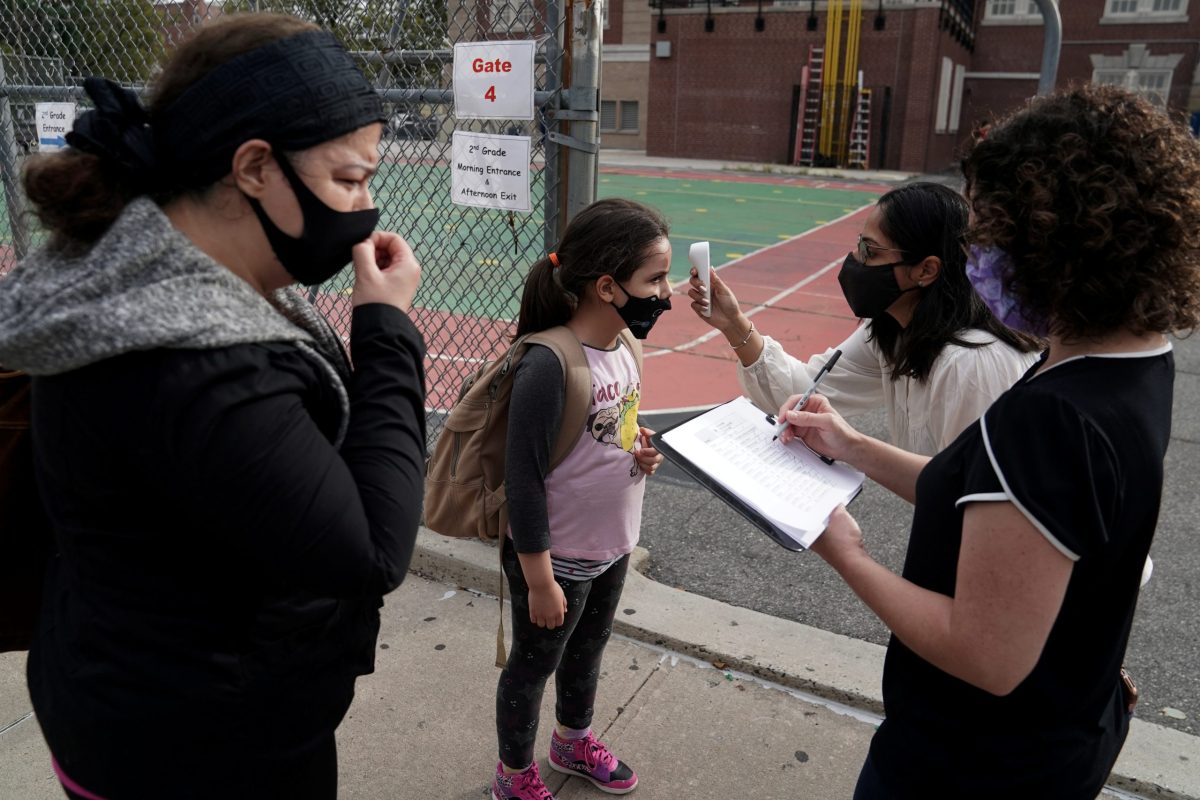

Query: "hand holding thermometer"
left=689, top=241, right=712, bottom=317
left=772, top=348, right=843, bottom=441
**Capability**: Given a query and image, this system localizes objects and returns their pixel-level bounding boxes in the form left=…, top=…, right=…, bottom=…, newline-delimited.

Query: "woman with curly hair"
left=779, top=84, right=1200, bottom=798
left=688, top=182, right=1042, bottom=456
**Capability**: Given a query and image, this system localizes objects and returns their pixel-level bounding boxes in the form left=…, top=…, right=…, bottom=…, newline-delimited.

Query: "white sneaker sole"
left=547, top=758, right=638, bottom=795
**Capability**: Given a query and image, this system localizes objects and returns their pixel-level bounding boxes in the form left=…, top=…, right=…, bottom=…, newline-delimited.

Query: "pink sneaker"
left=548, top=729, right=638, bottom=794
left=491, top=761, right=556, bottom=800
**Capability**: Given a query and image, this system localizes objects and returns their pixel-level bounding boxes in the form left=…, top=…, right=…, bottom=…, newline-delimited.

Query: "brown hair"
left=513, top=198, right=670, bottom=339
left=22, top=13, right=318, bottom=252
left=962, top=83, right=1200, bottom=339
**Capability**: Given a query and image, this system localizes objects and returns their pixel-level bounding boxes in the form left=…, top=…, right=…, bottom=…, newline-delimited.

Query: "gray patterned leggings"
left=495, top=540, right=629, bottom=769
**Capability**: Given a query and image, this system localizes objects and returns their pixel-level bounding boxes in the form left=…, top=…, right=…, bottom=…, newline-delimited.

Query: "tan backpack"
left=424, top=326, right=642, bottom=541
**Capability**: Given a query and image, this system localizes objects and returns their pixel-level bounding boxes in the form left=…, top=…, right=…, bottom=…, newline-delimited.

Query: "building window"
left=1093, top=68, right=1174, bottom=107
left=935, top=57, right=953, bottom=133
left=490, top=0, right=538, bottom=32
left=619, top=101, right=639, bottom=132
left=1104, top=0, right=1187, bottom=18
left=985, top=0, right=1050, bottom=22
left=600, top=100, right=618, bottom=132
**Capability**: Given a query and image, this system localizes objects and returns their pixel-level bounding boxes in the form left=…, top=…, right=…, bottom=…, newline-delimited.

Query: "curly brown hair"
left=962, top=83, right=1200, bottom=339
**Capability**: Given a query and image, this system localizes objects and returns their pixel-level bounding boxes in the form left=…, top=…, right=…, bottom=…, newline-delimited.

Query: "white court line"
left=668, top=202, right=871, bottom=293
left=649, top=255, right=844, bottom=358
left=426, top=202, right=871, bottom=369
left=654, top=202, right=869, bottom=358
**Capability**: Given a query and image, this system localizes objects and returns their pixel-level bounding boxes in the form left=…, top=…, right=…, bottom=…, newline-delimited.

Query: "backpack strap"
left=617, top=328, right=644, bottom=379
left=525, top=327, right=592, bottom=471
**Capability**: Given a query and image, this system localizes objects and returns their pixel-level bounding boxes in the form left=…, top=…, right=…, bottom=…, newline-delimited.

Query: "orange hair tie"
left=548, top=252, right=560, bottom=268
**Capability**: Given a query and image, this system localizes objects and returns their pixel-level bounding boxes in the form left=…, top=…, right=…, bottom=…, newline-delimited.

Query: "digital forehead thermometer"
left=689, top=241, right=711, bottom=317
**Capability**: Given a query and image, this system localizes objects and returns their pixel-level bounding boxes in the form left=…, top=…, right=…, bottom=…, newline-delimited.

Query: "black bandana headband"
left=66, top=30, right=385, bottom=190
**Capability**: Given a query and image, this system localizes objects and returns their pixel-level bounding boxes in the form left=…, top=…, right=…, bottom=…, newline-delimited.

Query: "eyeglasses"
left=856, top=234, right=909, bottom=264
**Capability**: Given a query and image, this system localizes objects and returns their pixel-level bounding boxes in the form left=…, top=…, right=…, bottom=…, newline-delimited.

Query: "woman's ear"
left=230, top=139, right=275, bottom=199
left=912, top=256, right=942, bottom=288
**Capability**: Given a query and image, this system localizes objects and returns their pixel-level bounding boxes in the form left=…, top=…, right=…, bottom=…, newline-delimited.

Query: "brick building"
left=613, top=0, right=1200, bottom=172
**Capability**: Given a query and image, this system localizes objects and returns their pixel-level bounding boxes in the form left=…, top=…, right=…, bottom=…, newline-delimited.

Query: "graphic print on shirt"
left=588, top=379, right=641, bottom=452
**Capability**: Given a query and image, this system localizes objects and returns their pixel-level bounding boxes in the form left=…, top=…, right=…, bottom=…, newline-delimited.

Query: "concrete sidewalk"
left=2, top=541, right=1197, bottom=799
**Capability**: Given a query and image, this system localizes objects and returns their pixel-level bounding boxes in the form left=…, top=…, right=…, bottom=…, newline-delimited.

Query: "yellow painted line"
left=636, top=191, right=648, bottom=196
left=695, top=208, right=708, bottom=213
left=675, top=233, right=774, bottom=248
left=726, top=252, right=744, bottom=259
left=340, top=287, right=354, bottom=296
left=777, top=234, right=793, bottom=240
left=772, top=189, right=783, bottom=194
left=814, top=220, right=830, bottom=225
left=735, top=198, right=747, bottom=203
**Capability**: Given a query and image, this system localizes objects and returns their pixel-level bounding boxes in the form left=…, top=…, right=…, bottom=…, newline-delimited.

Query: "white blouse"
left=738, top=323, right=1041, bottom=456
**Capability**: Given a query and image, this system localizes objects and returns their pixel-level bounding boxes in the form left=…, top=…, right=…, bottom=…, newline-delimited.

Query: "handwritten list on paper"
left=663, top=397, right=864, bottom=548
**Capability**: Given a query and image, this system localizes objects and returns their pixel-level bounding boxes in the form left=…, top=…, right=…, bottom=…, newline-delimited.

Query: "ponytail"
left=22, top=151, right=143, bottom=254
left=512, top=257, right=575, bottom=339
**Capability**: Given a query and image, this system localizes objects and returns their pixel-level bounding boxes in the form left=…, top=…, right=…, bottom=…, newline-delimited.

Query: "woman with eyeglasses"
left=688, top=181, right=1041, bottom=455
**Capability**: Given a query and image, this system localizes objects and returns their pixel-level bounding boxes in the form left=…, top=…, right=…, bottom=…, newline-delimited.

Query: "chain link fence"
left=1, top=0, right=602, bottom=439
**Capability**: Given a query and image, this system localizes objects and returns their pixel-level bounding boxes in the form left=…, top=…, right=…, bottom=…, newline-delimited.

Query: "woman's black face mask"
left=837, top=252, right=918, bottom=319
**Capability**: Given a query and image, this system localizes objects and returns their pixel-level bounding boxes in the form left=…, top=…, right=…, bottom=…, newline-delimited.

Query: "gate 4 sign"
left=453, top=40, right=535, bottom=120
left=451, top=131, right=531, bottom=213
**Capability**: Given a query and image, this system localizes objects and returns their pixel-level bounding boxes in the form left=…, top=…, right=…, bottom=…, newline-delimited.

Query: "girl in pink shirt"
left=492, top=199, right=671, bottom=800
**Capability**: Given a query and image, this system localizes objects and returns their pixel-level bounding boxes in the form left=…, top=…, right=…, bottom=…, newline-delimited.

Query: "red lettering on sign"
left=471, top=58, right=514, bottom=74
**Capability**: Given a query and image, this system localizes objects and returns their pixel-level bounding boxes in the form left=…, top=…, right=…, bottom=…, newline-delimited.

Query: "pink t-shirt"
left=544, top=342, right=645, bottom=560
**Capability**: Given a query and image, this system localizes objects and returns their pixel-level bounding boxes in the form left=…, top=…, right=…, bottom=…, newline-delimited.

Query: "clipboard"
left=650, top=399, right=863, bottom=552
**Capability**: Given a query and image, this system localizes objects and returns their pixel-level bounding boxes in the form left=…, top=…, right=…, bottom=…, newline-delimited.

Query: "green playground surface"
left=598, top=172, right=878, bottom=281
left=1, top=164, right=881, bottom=321
left=372, top=165, right=882, bottom=321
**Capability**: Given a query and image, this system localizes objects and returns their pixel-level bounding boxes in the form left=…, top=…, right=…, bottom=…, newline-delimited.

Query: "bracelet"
left=730, top=321, right=756, bottom=350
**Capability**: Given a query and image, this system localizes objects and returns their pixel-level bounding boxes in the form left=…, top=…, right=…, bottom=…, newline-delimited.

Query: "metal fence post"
left=557, top=0, right=602, bottom=225
left=1032, top=0, right=1062, bottom=96
left=543, top=0, right=564, bottom=252
left=0, top=58, right=32, bottom=262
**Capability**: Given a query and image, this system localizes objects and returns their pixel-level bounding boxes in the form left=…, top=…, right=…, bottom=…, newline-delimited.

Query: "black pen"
left=772, top=348, right=843, bottom=441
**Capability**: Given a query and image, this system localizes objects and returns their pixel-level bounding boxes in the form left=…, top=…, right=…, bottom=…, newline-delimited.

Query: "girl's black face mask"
left=612, top=281, right=672, bottom=339
left=246, top=152, right=380, bottom=287
left=837, top=252, right=917, bottom=319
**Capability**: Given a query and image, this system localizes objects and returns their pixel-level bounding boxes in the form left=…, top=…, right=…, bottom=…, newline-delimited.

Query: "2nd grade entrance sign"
left=453, top=40, right=535, bottom=120
left=450, top=131, right=532, bottom=212
left=35, top=102, right=75, bottom=152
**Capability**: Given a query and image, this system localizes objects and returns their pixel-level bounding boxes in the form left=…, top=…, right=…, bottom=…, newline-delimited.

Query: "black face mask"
left=612, top=281, right=672, bottom=339
left=837, top=252, right=918, bottom=319
left=246, top=151, right=380, bottom=287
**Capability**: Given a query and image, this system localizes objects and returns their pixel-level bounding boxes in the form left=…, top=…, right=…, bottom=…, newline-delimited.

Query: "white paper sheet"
left=661, top=397, right=864, bottom=548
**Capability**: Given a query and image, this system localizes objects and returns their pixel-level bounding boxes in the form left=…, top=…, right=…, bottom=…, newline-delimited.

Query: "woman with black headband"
left=0, top=14, right=425, bottom=799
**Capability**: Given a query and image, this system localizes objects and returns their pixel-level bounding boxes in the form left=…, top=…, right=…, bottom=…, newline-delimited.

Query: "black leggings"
left=496, top=541, right=629, bottom=769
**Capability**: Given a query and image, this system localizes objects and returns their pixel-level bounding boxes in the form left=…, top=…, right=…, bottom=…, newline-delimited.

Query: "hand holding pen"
left=772, top=349, right=843, bottom=441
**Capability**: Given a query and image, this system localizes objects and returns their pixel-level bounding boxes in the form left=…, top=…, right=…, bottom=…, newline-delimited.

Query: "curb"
left=410, top=529, right=1200, bottom=800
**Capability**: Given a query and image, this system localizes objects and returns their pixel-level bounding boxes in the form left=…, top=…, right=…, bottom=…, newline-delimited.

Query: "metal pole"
left=563, top=0, right=602, bottom=223
left=1032, top=0, right=1061, bottom=96
left=0, top=58, right=31, bottom=261
left=543, top=0, right=562, bottom=252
